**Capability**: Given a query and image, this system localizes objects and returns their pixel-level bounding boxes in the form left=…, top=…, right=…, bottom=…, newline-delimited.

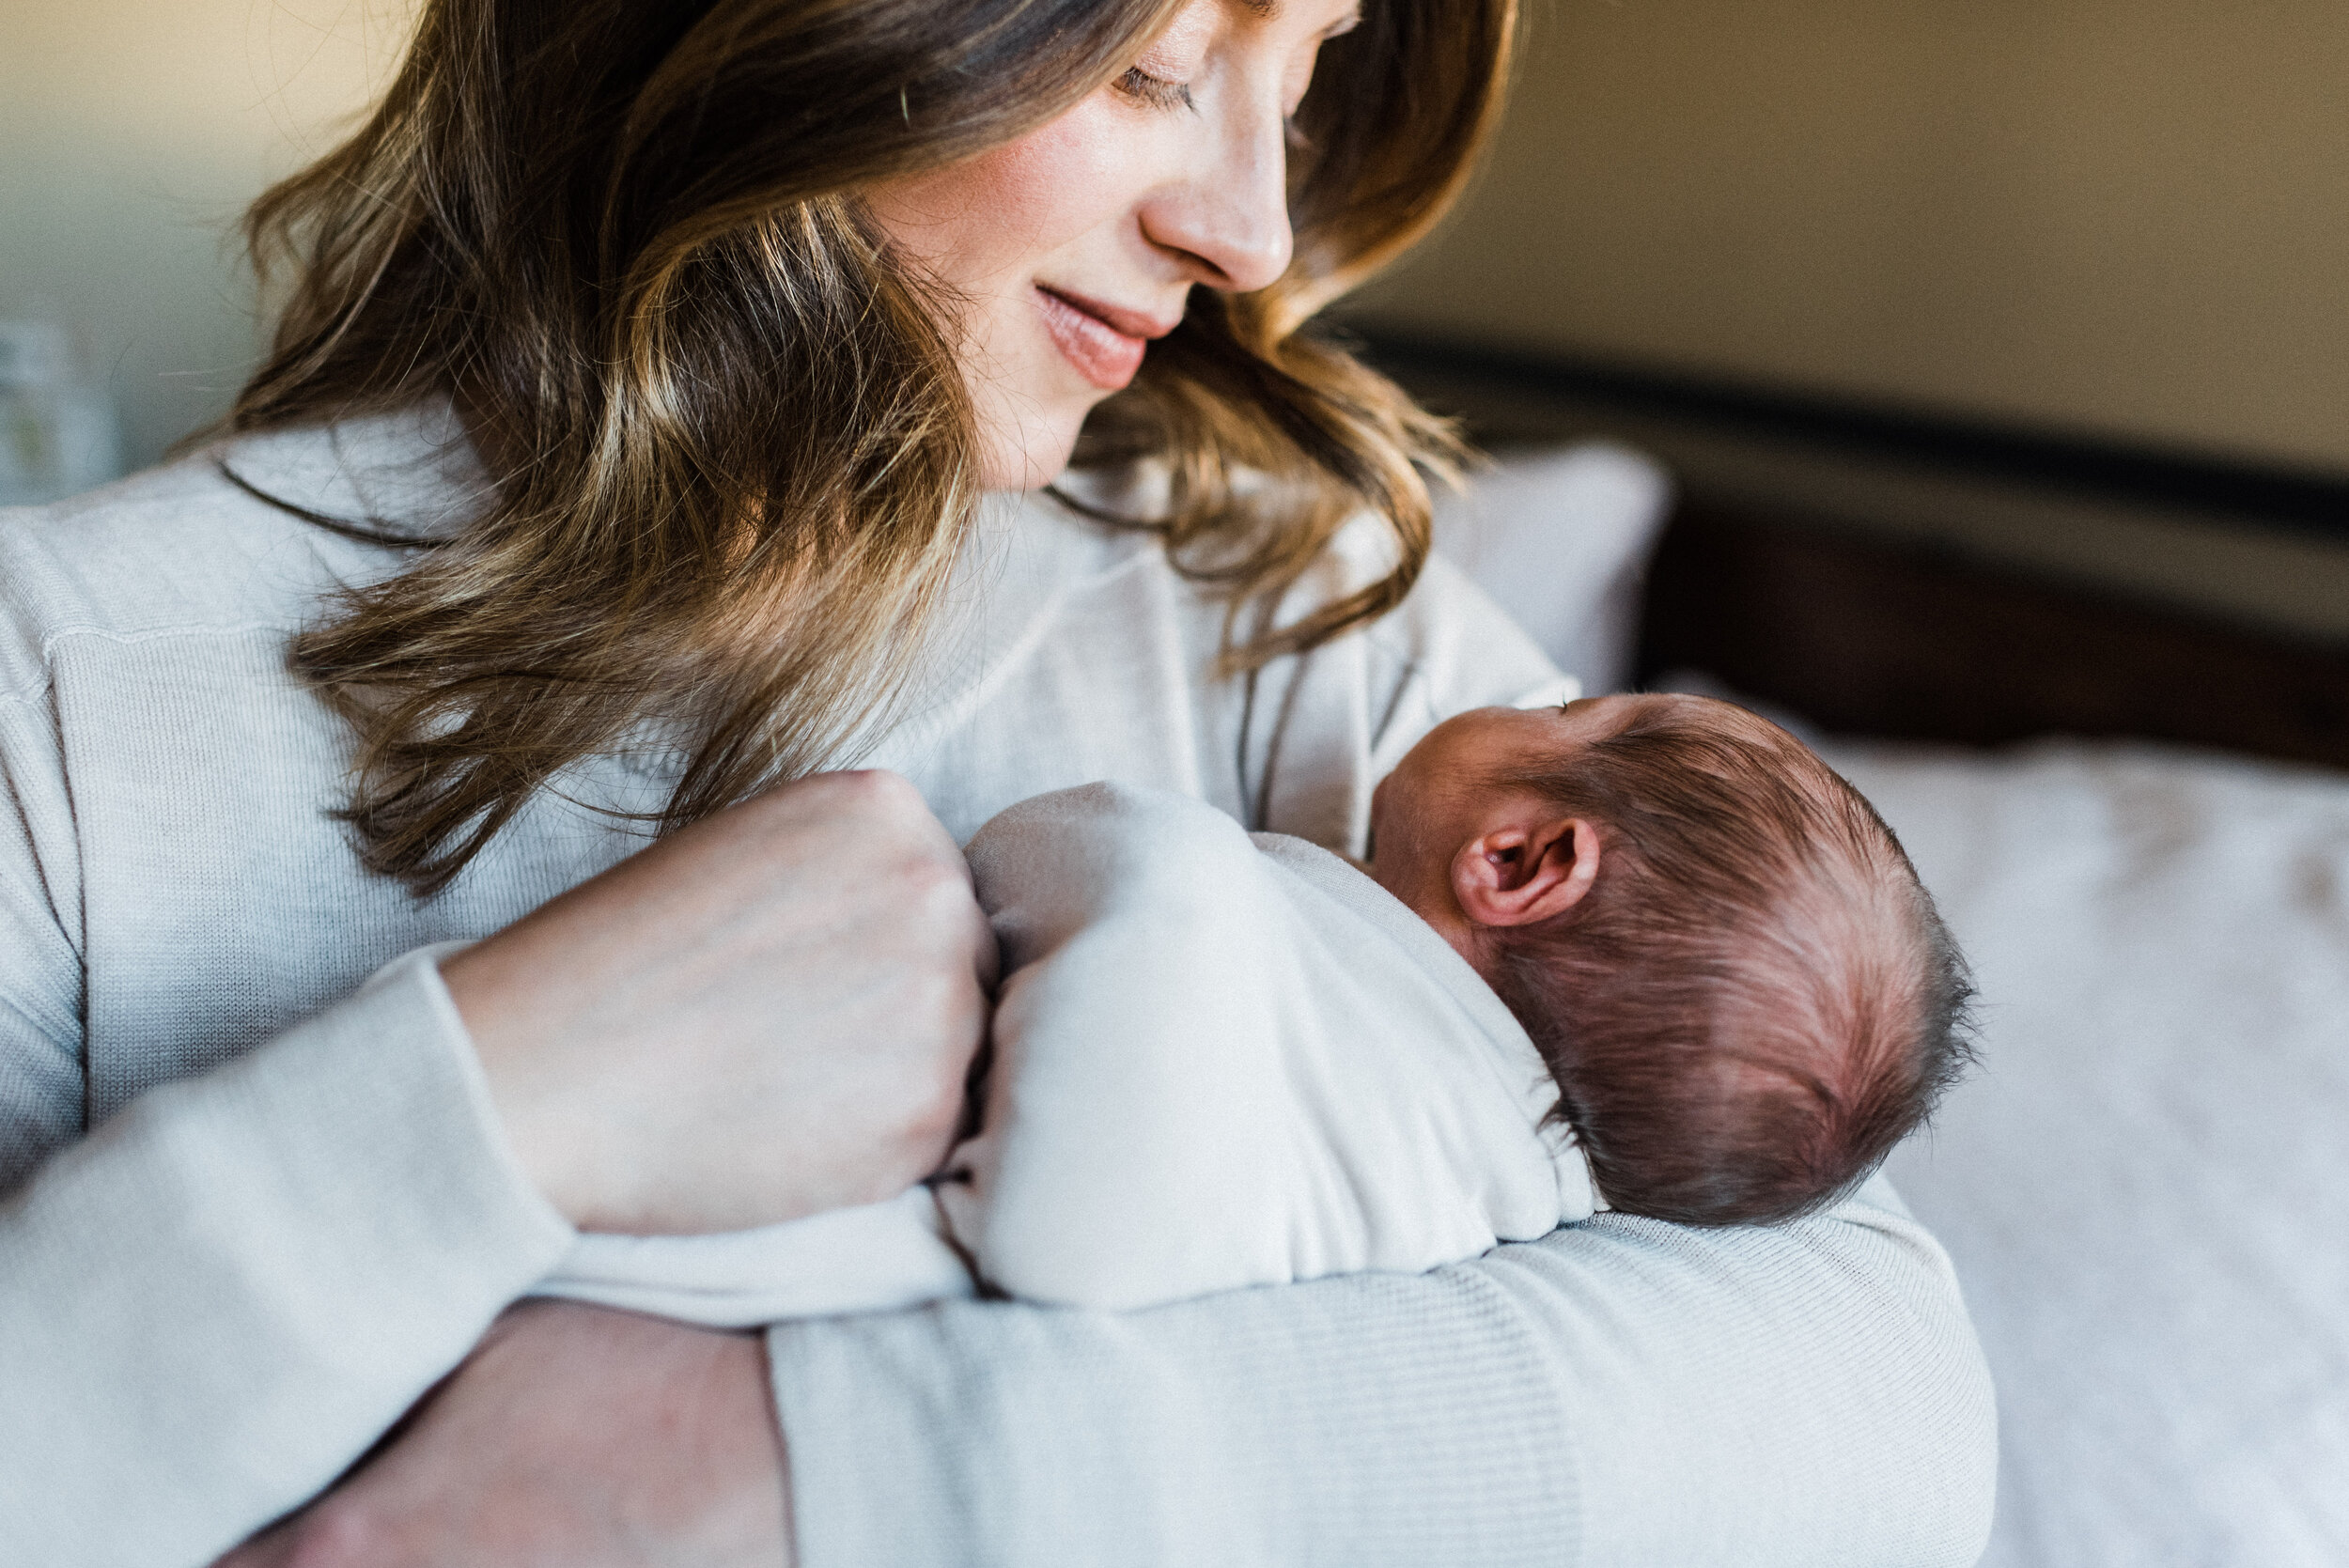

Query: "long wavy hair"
left=234, top=0, right=1517, bottom=893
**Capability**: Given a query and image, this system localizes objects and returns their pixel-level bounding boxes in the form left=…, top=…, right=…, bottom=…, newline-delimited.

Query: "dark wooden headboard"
left=1361, top=335, right=2349, bottom=772
left=1637, top=501, right=2349, bottom=771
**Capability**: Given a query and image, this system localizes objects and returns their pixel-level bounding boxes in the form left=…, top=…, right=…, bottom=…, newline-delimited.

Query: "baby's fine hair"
left=1485, top=695, right=1975, bottom=1227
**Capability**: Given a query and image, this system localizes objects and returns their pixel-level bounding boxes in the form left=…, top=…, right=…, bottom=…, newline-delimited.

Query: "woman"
left=0, top=0, right=1996, bottom=1561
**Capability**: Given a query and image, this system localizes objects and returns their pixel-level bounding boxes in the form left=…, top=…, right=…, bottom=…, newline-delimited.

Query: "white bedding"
left=1828, top=737, right=2349, bottom=1568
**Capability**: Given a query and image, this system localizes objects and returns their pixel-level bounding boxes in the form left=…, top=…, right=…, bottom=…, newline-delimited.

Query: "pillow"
left=1430, top=442, right=1673, bottom=696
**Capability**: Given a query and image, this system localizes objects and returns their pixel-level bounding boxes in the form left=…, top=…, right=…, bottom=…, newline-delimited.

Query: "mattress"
left=1830, top=737, right=2349, bottom=1568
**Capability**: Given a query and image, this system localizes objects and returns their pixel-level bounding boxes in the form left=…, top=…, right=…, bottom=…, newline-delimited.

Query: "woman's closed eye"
left=1116, top=65, right=1195, bottom=113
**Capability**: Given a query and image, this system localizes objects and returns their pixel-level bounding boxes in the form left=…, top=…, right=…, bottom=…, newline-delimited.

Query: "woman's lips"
left=1034, top=286, right=1165, bottom=391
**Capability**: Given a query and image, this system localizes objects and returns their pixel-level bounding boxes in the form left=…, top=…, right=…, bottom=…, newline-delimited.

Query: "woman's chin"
left=976, top=413, right=1088, bottom=492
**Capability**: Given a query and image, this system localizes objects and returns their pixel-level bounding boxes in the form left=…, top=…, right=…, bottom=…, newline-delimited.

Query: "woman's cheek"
left=969, top=94, right=1164, bottom=263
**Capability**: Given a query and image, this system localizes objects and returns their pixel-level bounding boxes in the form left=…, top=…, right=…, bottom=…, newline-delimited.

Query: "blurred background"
left=1364, top=0, right=2349, bottom=474
left=1, top=0, right=404, bottom=481
left=5, top=0, right=2346, bottom=750
left=1338, top=0, right=2349, bottom=768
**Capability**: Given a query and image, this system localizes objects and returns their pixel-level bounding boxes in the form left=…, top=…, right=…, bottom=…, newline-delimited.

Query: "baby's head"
left=1367, top=693, right=1973, bottom=1227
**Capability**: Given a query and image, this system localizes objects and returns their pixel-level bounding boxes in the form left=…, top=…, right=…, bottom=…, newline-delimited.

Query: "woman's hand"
left=212, top=1302, right=791, bottom=1568
left=443, top=768, right=994, bottom=1234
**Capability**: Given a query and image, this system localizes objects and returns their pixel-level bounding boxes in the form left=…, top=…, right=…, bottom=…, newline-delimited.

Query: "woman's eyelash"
left=1116, top=66, right=1194, bottom=112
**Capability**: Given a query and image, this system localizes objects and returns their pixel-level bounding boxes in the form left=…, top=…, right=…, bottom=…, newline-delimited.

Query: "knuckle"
left=834, top=767, right=922, bottom=818
left=877, top=857, right=976, bottom=943
left=773, top=768, right=884, bottom=826
left=281, top=1500, right=388, bottom=1568
left=903, top=855, right=976, bottom=915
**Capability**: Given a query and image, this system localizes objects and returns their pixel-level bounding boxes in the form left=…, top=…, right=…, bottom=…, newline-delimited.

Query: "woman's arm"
left=766, top=1175, right=1996, bottom=1567
left=0, top=735, right=988, bottom=1566
left=213, top=1301, right=792, bottom=1568
left=223, top=1173, right=1991, bottom=1568
left=0, top=950, right=581, bottom=1566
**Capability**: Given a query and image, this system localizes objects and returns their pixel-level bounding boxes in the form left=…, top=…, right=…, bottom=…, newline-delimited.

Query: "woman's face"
left=865, top=0, right=1361, bottom=490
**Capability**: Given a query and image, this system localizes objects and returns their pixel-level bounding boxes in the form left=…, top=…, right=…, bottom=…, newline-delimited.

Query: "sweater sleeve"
left=0, top=691, right=575, bottom=1567
left=0, top=948, right=577, bottom=1568
left=768, top=1173, right=1995, bottom=1568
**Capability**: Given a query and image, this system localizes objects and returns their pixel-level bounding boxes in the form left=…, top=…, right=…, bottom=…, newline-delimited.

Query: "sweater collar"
left=214, top=400, right=494, bottom=543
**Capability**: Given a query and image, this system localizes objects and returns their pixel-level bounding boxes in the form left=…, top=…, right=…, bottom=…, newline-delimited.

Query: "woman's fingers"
left=443, top=768, right=994, bottom=1234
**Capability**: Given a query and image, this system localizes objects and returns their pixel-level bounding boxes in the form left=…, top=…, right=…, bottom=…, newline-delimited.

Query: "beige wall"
left=1349, top=0, right=2349, bottom=475
left=0, top=1, right=410, bottom=466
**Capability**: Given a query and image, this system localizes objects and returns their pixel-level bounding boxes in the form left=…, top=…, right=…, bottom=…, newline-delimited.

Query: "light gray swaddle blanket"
left=537, top=783, right=1599, bottom=1322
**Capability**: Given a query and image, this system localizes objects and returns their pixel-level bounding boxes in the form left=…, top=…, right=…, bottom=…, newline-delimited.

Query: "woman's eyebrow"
left=1231, top=0, right=1362, bottom=35
left=1230, top=0, right=1358, bottom=32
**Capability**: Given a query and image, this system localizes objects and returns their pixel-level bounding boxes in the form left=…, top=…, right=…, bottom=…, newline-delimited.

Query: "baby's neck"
left=1360, top=856, right=1493, bottom=989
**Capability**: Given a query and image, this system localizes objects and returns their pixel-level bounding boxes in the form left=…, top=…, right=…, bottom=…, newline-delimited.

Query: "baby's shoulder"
left=963, top=784, right=1297, bottom=974
left=968, top=782, right=1260, bottom=893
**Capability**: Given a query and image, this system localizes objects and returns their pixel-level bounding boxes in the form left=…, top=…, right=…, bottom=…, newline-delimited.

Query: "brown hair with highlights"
left=1484, top=697, right=1975, bottom=1227
left=227, top=0, right=1516, bottom=893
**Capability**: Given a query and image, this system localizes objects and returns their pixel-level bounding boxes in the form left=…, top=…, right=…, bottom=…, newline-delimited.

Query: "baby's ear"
left=1451, top=817, right=1602, bottom=929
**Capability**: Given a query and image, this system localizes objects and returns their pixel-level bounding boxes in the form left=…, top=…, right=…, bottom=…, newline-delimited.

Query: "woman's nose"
left=1140, top=99, right=1295, bottom=293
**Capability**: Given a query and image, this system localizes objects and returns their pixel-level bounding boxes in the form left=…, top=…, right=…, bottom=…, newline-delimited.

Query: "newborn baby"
left=1372, top=691, right=1974, bottom=1227
left=539, top=692, right=1972, bottom=1321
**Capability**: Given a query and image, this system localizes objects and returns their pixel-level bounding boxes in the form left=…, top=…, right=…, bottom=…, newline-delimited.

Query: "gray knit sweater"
left=0, top=409, right=1996, bottom=1567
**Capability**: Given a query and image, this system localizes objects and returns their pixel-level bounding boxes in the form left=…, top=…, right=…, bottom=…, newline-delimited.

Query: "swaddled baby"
left=540, top=693, right=1972, bottom=1322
